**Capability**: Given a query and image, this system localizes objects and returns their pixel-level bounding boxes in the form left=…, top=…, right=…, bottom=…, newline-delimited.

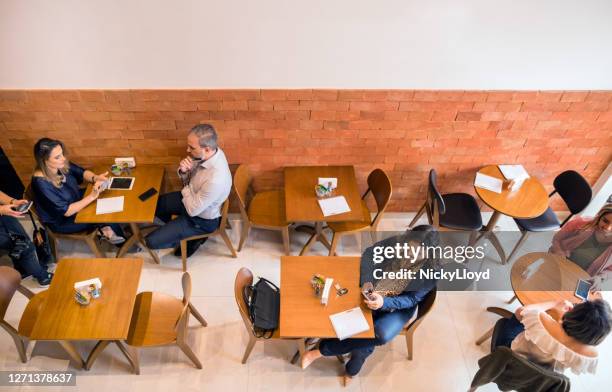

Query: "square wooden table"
left=284, top=166, right=364, bottom=255
left=75, top=165, right=164, bottom=263
left=30, top=258, right=143, bottom=368
left=280, top=256, right=374, bottom=338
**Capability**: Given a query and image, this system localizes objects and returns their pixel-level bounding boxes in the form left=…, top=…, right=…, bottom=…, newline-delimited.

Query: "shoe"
left=98, top=227, right=126, bottom=245
left=36, top=272, right=53, bottom=288
left=173, top=238, right=207, bottom=258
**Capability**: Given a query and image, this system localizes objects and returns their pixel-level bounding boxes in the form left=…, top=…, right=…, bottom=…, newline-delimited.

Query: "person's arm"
left=181, top=178, right=225, bottom=217
left=550, top=217, right=589, bottom=256
left=377, top=280, right=436, bottom=311
left=514, top=300, right=572, bottom=322
left=0, top=191, right=28, bottom=217
left=82, top=169, right=109, bottom=185
left=64, top=189, right=99, bottom=217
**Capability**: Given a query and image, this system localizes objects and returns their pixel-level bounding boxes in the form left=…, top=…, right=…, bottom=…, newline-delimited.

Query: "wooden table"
left=75, top=165, right=164, bottom=263
left=511, top=252, right=589, bottom=306
left=280, top=256, right=374, bottom=338
left=284, top=166, right=364, bottom=255
left=29, top=258, right=143, bottom=369
left=474, top=165, right=549, bottom=264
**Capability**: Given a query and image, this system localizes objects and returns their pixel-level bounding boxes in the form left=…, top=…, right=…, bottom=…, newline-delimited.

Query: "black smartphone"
left=575, top=279, right=592, bottom=302
left=12, top=201, right=33, bottom=213
left=138, top=187, right=158, bottom=201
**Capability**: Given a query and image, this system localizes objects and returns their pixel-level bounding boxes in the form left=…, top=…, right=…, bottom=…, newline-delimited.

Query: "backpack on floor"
left=243, top=277, right=280, bottom=339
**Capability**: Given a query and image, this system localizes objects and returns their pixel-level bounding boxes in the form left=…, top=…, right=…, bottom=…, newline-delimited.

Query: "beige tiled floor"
left=1, top=213, right=611, bottom=391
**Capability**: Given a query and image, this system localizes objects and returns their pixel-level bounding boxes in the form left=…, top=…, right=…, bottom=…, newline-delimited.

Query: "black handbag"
left=27, top=211, right=55, bottom=265
left=243, top=277, right=280, bottom=339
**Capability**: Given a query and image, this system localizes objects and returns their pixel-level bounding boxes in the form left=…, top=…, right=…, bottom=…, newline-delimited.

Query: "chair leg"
left=506, top=295, right=517, bottom=304
left=475, top=327, right=494, bottom=346
left=281, top=226, right=290, bottom=255
left=409, top=203, right=426, bottom=228
left=48, top=232, right=59, bottom=261
left=506, top=231, right=530, bottom=264
left=180, top=240, right=188, bottom=272
left=238, top=222, right=250, bottom=252
left=328, top=232, right=339, bottom=256
left=188, top=302, right=208, bottom=327
left=115, top=341, right=139, bottom=374
left=85, top=235, right=104, bottom=258
left=241, top=335, right=257, bottom=364
left=177, top=341, right=202, bottom=369
left=468, top=230, right=478, bottom=247
left=405, top=331, right=415, bottom=360
left=370, top=230, right=377, bottom=244
left=220, top=230, right=238, bottom=258
left=1, top=322, right=29, bottom=363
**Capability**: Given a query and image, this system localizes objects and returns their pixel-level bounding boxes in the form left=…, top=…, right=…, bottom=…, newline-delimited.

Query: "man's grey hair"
left=190, top=124, right=218, bottom=149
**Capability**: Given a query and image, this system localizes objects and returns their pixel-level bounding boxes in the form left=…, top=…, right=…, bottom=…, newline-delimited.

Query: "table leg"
left=58, top=340, right=85, bottom=369
left=85, top=340, right=110, bottom=370
left=116, top=223, right=160, bottom=264
left=299, top=222, right=331, bottom=255
left=475, top=211, right=507, bottom=264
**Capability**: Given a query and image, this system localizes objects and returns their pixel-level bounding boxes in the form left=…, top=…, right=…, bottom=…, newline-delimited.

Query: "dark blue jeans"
left=0, top=216, right=48, bottom=280
left=493, top=315, right=525, bottom=348
left=145, top=192, right=221, bottom=249
left=318, top=306, right=417, bottom=376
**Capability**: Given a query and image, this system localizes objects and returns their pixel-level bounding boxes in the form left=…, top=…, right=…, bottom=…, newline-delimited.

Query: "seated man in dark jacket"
left=301, top=225, right=439, bottom=385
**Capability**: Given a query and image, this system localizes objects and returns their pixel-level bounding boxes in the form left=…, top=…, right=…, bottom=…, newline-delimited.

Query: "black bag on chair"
left=27, top=211, right=55, bottom=265
left=243, top=277, right=280, bottom=339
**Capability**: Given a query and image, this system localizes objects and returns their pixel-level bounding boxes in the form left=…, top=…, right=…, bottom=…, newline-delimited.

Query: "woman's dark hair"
left=562, top=299, right=612, bottom=345
left=33, top=138, right=69, bottom=188
left=410, top=224, right=440, bottom=248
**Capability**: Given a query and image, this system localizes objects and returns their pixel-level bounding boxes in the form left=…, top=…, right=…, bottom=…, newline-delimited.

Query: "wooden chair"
left=179, top=197, right=237, bottom=272
left=506, top=170, right=592, bottom=263
left=25, top=185, right=104, bottom=258
left=234, top=267, right=305, bottom=364
left=233, top=164, right=291, bottom=255
left=399, top=287, right=437, bottom=360
left=123, top=272, right=207, bottom=374
left=0, top=266, right=48, bottom=363
left=326, top=169, right=392, bottom=256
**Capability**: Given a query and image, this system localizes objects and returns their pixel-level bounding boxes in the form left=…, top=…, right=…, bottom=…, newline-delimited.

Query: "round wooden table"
left=474, top=165, right=549, bottom=264
left=511, top=252, right=589, bottom=306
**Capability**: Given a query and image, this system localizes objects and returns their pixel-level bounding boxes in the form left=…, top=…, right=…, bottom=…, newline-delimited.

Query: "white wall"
left=1, top=0, right=611, bottom=89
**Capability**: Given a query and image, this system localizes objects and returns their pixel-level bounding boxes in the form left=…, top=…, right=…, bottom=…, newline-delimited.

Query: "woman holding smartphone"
left=30, top=138, right=125, bottom=244
left=493, top=295, right=611, bottom=375
left=551, top=204, right=612, bottom=290
left=301, top=225, right=439, bottom=385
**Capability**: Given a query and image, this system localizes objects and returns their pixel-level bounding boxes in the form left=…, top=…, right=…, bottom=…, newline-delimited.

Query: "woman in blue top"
left=30, top=138, right=125, bottom=244
left=301, top=225, right=439, bottom=385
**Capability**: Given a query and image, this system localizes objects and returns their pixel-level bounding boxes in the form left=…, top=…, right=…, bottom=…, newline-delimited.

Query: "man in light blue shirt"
left=146, top=124, right=232, bottom=257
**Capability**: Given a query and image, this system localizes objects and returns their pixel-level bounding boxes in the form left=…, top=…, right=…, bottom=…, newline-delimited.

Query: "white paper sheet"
left=474, top=173, right=503, bottom=193
left=318, top=177, right=338, bottom=190
left=329, top=307, right=371, bottom=340
left=96, top=196, right=124, bottom=215
left=318, top=196, right=351, bottom=216
left=498, top=165, right=530, bottom=181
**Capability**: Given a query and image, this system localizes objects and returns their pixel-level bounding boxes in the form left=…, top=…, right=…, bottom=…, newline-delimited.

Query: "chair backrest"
left=471, top=347, right=570, bottom=391
left=405, top=287, right=437, bottom=331
left=234, top=267, right=255, bottom=333
left=553, top=170, right=592, bottom=226
left=427, top=170, right=446, bottom=225
left=0, top=266, right=21, bottom=320
left=365, top=169, right=392, bottom=228
left=233, top=164, right=251, bottom=220
left=175, top=272, right=193, bottom=339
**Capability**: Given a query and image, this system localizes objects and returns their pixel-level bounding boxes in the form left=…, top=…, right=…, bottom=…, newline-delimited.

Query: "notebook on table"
left=329, top=307, right=370, bottom=340
left=318, top=196, right=351, bottom=216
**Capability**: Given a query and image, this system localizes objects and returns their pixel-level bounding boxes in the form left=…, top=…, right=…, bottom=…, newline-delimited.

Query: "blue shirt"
left=31, top=163, right=85, bottom=227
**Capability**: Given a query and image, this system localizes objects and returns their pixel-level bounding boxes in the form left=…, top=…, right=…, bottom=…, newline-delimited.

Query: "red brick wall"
left=1, top=89, right=610, bottom=212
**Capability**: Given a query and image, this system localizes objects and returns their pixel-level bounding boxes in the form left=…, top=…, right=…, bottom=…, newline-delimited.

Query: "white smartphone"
left=574, top=279, right=593, bottom=302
